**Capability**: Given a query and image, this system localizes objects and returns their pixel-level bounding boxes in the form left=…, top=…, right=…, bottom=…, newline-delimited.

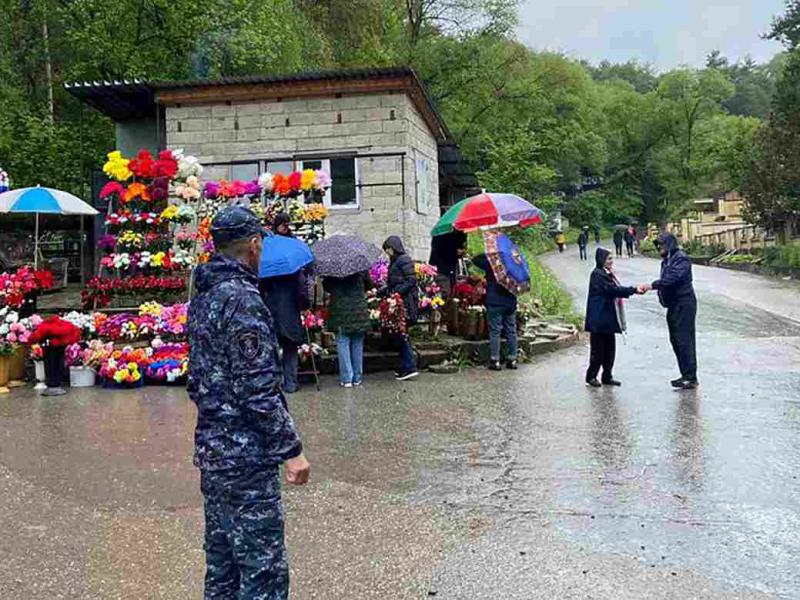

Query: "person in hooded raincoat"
left=649, top=233, right=698, bottom=389
left=584, top=247, right=642, bottom=387
left=381, top=236, right=419, bottom=381
left=188, top=206, right=310, bottom=599
left=613, top=228, right=624, bottom=258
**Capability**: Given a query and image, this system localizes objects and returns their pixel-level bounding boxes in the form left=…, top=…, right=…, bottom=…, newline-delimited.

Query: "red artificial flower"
left=100, top=181, right=125, bottom=200
left=288, top=171, right=302, bottom=193
left=28, top=316, right=81, bottom=347
left=129, top=150, right=156, bottom=179
left=272, top=173, right=291, bottom=197
left=34, top=269, right=54, bottom=290
left=153, top=150, right=178, bottom=178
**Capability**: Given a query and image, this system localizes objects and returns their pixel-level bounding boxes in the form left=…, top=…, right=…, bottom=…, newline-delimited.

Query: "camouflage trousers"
left=200, top=466, right=288, bottom=600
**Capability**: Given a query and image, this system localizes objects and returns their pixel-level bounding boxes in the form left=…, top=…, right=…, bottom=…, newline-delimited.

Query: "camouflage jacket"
left=188, top=254, right=303, bottom=471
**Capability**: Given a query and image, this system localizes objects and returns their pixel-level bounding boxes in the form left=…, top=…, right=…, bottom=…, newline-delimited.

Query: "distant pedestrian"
left=188, top=206, right=309, bottom=600
left=429, top=230, right=467, bottom=297
left=578, top=226, right=590, bottom=261
left=649, top=233, right=698, bottom=390
left=613, top=229, right=624, bottom=258
left=381, top=236, right=419, bottom=381
left=584, top=248, right=643, bottom=387
left=594, top=224, right=601, bottom=245
left=624, top=226, right=636, bottom=258
left=323, top=271, right=372, bottom=388
left=472, top=253, right=519, bottom=371
left=555, top=231, right=566, bottom=253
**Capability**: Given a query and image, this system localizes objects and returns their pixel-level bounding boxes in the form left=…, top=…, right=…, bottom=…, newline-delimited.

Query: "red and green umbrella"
left=432, top=193, right=544, bottom=236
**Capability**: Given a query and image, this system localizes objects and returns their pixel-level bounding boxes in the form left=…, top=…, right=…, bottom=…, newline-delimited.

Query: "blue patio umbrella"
left=259, top=233, right=314, bottom=278
left=0, top=186, right=98, bottom=268
left=482, top=230, right=531, bottom=295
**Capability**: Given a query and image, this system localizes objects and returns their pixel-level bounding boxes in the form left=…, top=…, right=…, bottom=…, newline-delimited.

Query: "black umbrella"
left=312, top=234, right=382, bottom=278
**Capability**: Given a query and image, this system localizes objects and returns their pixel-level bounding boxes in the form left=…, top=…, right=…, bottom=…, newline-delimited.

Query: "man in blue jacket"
left=473, top=253, right=518, bottom=371
left=188, top=206, right=310, bottom=599
left=649, top=232, right=699, bottom=390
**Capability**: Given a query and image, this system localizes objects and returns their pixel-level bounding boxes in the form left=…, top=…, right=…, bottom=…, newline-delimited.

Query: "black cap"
left=210, top=206, right=265, bottom=246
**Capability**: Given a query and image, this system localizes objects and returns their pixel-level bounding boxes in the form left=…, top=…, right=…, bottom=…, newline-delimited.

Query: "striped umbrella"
left=0, top=186, right=98, bottom=268
left=432, top=192, right=544, bottom=236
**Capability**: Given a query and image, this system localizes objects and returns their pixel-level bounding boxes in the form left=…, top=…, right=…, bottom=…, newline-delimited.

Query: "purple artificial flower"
left=204, top=181, right=220, bottom=199
left=98, top=234, right=117, bottom=251
left=244, top=180, right=261, bottom=196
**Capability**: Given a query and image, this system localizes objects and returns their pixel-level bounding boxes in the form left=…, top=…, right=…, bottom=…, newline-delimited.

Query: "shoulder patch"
left=237, top=331, right=262, bottom=360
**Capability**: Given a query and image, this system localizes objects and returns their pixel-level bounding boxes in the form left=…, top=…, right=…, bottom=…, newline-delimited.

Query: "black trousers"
left=614, top=242, right=623, bottom=257
left=587, top=333, right=616, bottom=382
left=579, top=245, right=588, bottom=260
left=667, top=296, right=698, bottom=381
left=626, top=241, right=634, bottom=257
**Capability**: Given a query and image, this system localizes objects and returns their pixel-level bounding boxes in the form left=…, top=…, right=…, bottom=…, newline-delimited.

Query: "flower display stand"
left=33, top=360, right=47, bottom=391
left=0, top=355, right=10, bottom=394
left=8, top=346, right=27, bottom=387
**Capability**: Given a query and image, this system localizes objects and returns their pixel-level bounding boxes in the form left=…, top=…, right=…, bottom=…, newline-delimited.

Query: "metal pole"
left=80, top=215, right=85, bottom=284
left=34, top=213, right=39, bottom=269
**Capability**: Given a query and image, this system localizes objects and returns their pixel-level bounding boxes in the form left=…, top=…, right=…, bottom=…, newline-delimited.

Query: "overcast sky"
left=517, top=0, right=786, bottom=70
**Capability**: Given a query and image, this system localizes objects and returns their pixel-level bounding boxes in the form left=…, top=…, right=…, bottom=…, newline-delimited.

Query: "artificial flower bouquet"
left=28, top=316, right=81, bottom=348
left=297, top=343, right=323, bottom=363
left=81, top=276, right=187, bottom=309
left=145, top=340, right=189, bottom=383
left=369, top=259, right=389, bottom=288
left=0, top=266, right=54, bottom=309
left=65, top=340, right=114, bottom=370
left=99, top=347, right=149, bottom=387
left=378, top=293, right=408, bottom=337
left=0, top=307, right=42, bottom=351
left=301, top=309, right=326, bottom=331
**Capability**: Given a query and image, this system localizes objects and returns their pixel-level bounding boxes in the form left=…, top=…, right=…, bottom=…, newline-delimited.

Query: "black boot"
left=586, top=378, right=602, bottom=388
left=506, top=359, right=518, bottom=370
left=602, top=379, right=622, bottom=387
left=489, top=361, right=502, bottom=371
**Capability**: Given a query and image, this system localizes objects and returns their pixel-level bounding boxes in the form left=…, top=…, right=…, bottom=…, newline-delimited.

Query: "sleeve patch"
left=238, top=331, right=262, bottom=361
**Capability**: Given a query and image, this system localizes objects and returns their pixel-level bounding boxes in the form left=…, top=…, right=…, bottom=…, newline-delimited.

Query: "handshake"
left=635, top=283, right=652, bottom=295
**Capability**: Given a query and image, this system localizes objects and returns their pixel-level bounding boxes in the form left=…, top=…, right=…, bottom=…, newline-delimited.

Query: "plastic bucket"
left=69, top=367, right=96, bottom=388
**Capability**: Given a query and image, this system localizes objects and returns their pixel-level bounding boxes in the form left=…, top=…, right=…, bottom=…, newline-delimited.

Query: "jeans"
left=587, top=332, right=616, bottom=382
left=201, top=466, right=288, bottom=600
left=667, top=296, right=698, bottom=381
left=337, top=331, right=364, bottom=384
left=280, top=340, right=299, bottom=393
left=395, top=334, right=416, bottom=373
left=487, top=307, right=518, bottom=362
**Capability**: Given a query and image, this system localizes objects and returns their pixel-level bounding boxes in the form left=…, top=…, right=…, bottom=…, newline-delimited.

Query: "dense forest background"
left=2, top=0, right=800, bottom=229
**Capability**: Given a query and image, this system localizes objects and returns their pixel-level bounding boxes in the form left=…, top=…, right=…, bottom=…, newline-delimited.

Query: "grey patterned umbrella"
left=312, top=234, right=382, bottom=278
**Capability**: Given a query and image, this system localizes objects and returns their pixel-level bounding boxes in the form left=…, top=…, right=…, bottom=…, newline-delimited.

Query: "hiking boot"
left=506, top=359, right=518, bottom=370
left=586, top=379, right=602, bottom=388
left=489, top=361, right=502, bottom=371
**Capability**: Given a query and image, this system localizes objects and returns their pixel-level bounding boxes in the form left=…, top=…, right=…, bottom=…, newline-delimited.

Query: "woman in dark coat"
left=381, top=236, right=419, bottom=381
left=259, top=212, right=309, bottom=393
left=323, top=272, right=372, bottom=387
left=584, top=248, right=641, bottom=387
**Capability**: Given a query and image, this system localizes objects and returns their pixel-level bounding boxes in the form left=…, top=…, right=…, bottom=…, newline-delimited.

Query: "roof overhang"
left=66, top=67, right=451, bottom=142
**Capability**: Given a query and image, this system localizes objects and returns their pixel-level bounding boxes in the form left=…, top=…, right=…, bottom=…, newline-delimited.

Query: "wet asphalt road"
left=1, top=248, right=799, bottom=599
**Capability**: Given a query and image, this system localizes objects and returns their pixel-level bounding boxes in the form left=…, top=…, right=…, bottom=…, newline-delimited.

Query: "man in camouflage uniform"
left=188, top=206, right=310, bottom=599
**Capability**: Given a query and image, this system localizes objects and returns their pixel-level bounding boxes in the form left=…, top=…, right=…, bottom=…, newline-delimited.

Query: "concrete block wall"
left=165, top=92, right=440, bottom=259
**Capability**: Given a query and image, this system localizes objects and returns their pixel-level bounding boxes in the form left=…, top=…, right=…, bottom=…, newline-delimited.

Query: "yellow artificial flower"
left=304, top=203, right=328, bottom=222
left=103, top=151, right=132, bottom=182
left=161, top=205, right=179, bottom=220
left=139, top=302, right=163, bottom=317
left=151, top=252, right=165, bottom=267
left=300, top=169, right=317, bottom=192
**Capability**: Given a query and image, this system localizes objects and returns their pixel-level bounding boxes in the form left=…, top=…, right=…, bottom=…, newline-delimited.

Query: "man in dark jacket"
left=260, top=212, right=310, bottom=393
left=429, top=230, right=467, bottom=297
left=613, top=229, right=624, bottom=257
left=382, top=236, right=419, bottom=380
left=584, top=248, right=640, bottom=387
left=188, top=206, right=310, bottom=599
left=473, top=253, right=518, bottom=370
left=578, top=226, right=589, bottom=261
left=650, top=232, right=698, bottom=389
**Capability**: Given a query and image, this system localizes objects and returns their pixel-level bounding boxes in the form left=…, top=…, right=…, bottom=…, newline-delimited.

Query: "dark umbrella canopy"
left=483, top=231, right=531, bottom=295
left=312, top=234, right=382, bottom=278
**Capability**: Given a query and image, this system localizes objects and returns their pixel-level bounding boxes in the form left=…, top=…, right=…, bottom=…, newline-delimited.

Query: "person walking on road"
left=584, top=248, right=643, bottom=387
left=613, top=228, right=624, bottom=258
left=259, top=212, right=310, bottom=394
left=594, top=223, right=601, bottom=245
left=472, top=253, right=519, bottom=371
left=188, top=206, right=310, bottom=600
left=624, top=226, right=636, bottom=258
left=381, top=236, right=419, bottom=381
left=578, top=226, right=590, bottom=261
left=648, top=232, right=699, bottom=390
left=323, top=271, right=372, bottom=388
